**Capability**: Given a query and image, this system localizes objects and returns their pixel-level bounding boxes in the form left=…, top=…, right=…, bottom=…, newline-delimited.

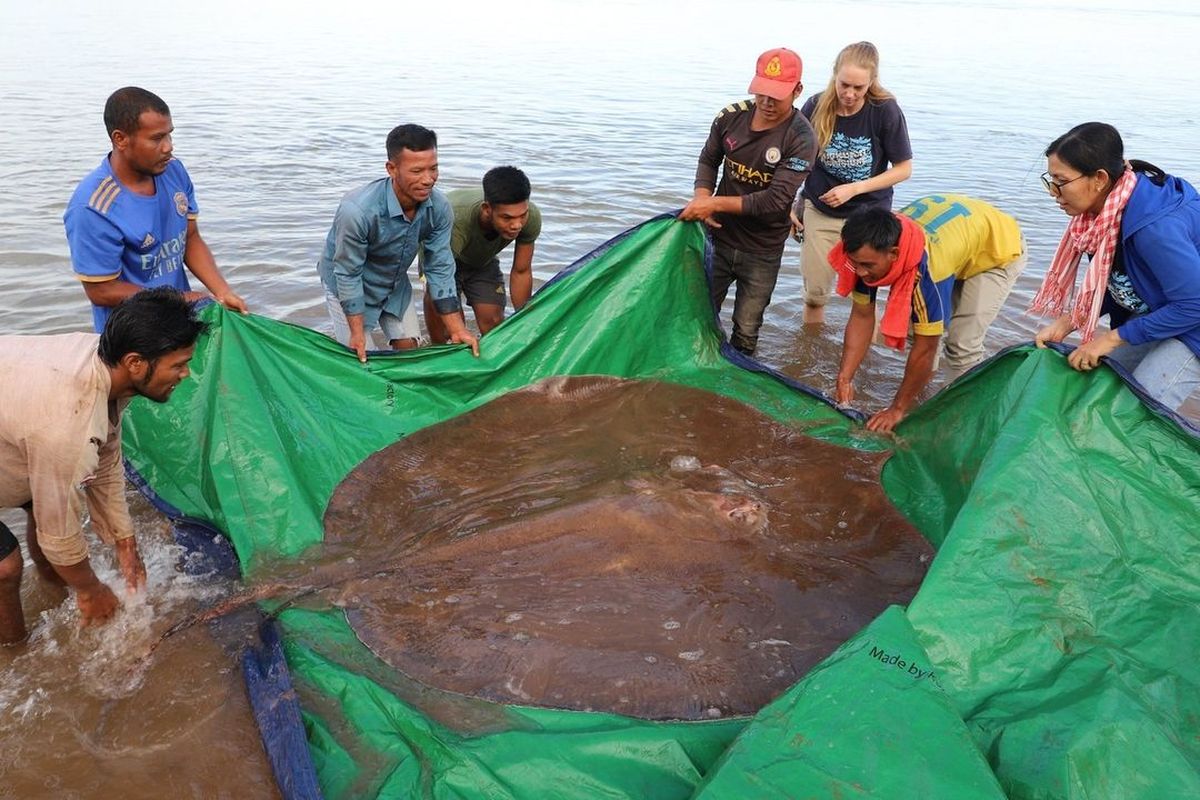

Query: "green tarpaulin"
left=124, top=216, right=1200, bottom=799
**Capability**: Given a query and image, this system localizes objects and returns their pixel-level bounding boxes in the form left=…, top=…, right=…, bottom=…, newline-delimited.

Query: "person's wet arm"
left=837, top=297, right=875, bottom=405
left=790, top=185, right=806, bottom=236
left=864, top=102, right=914, bottom=195
left=869, top=332, right=939, bottom=432
left=820, top=160, right=912, bottom=207
left=84, top=418, right=143, bottom=591
left=510, top=242, right=534, bottom=311
left=329, top=205, right=372, bottom=361
left=821, top=103, right=912, bottom=207
left=691, top=117, right=724, bottom=195
left=681, top=119, right=728, bottom=223
left=67, top=206, right=145, bottom=308
left=1036, top=314, right=1076, bottom=347
left=82, top=279, right=145, bottom=307
left=859, top=160, right=913, bottom=194
left=681, top=193, right=743, bottom=221
left=183, top=219, right=247, bottom=312
left=26, top=435, right=120, bottom=624
left=1068, top=328, right=1124, bottom=370
left=424, top=204, right=479, bottom=356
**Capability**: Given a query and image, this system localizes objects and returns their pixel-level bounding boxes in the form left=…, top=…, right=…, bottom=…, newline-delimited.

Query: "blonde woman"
left=793, top=42, right=913, bottom=324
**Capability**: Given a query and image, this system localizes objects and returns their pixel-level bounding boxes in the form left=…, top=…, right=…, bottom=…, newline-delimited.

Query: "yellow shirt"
left=899, top=194, right=1023, bottom=281
left=0, top=333, right=133, bottom=565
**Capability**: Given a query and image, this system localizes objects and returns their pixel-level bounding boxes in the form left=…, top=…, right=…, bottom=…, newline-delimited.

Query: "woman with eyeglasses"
left=791, top=41, right=913, bottom=325
left=1032, top=121, right=1200, bottom=412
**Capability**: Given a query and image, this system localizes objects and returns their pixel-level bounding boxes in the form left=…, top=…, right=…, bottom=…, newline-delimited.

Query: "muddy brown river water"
left=0, top=495, right=278, bottom=800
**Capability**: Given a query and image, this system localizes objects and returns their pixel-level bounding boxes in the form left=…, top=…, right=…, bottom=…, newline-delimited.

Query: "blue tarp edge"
left=124, top=461, right=324, bottom=799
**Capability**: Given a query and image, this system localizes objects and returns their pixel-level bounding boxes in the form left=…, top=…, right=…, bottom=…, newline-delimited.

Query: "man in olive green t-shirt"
left=423, top=166, right=542, bottom=341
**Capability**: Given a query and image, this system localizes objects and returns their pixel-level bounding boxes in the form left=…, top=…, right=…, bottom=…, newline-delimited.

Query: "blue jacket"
left=1117, top=172, right=1200, bottom=357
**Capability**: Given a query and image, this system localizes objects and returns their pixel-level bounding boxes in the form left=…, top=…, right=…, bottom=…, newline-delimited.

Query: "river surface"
left=1, top=0, right=1198, bottom=796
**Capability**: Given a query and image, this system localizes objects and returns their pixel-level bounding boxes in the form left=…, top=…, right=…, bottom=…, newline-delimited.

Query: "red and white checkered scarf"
left=1030, top=167, right=1138, bottom=343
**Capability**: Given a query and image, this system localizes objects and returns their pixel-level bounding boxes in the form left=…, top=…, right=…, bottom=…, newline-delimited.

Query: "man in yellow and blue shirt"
left=833, top=196, right=1025, bottom=431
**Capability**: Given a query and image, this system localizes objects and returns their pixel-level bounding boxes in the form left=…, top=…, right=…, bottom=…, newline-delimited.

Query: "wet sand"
left=324, top=377, right=932, bottom=720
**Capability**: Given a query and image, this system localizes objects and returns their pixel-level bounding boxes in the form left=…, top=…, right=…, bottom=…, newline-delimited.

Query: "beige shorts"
left=798, top=199, right=848, bottom=307
left=325, top=291, right=422, bottom=347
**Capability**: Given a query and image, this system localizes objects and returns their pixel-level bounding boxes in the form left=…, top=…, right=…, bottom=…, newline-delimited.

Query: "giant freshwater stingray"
left=300, top=376, right=934, bottom=721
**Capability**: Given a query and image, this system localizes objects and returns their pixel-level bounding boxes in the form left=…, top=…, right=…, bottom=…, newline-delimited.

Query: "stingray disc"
left=323, top=377, right=932, bottom=720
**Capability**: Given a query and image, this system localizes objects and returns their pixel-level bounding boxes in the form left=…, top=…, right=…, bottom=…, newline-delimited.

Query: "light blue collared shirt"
left=317, top=179, right=460, bottom=328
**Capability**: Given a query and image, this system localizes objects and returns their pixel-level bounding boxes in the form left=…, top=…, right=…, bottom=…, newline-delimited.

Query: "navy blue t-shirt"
left=799, top=95, right=912, bottom=218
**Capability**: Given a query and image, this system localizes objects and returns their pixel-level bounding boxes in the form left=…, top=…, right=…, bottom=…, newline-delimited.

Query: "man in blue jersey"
left=64, top=87, right=247, bottom=332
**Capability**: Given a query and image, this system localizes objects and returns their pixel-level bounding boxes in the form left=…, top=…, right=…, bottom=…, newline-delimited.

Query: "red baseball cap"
left=748, top=48, right=803, bottom=100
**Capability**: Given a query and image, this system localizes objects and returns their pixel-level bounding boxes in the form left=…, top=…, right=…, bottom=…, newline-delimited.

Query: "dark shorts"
left=456, top=258, right=506, bottom=308
left=0, top=520, right=17, bottom=560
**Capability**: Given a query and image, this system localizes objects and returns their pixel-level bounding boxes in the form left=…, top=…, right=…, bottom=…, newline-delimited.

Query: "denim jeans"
left=1107, top=336, right=1200, bottom=411
left=710, top=242, right=783, bottom=355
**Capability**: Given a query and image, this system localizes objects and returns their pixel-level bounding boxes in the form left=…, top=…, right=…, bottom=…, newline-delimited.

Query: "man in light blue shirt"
left=318, top=124, right=478, bottom=362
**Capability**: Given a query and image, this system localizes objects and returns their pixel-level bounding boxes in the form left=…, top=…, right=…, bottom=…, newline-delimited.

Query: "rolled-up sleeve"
left=25, top=432, right=93, bottom=566
left=84, top=421, right=134, bottom=546
left=329, top=202, right=370, bottom=316
left=423, top=199, right=462, bottom=315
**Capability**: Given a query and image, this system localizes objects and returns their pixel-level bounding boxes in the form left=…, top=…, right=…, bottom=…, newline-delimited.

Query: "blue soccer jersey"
left=64, top=157, right=198, bottom=331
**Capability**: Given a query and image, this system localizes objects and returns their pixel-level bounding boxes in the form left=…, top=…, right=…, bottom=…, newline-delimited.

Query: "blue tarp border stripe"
left=123, top=462, right=241, bottom=578
left=123, top=461, right=324, bottom=798
left=243, top=619, right=325, bottom=800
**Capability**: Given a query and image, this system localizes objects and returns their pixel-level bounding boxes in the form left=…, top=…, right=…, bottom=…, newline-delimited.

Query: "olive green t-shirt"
left=448, top=188, right=542, bottom=270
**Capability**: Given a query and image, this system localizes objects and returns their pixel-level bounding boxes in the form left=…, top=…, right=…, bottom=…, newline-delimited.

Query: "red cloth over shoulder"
left=827, top=214, right=926, bottom=351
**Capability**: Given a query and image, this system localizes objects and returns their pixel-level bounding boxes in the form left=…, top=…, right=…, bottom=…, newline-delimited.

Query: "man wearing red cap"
left=680, top=47, right=817, bottom=356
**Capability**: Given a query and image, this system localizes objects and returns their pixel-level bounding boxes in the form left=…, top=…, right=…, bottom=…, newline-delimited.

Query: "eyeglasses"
left=1041, top=172, right=1085, bottom=196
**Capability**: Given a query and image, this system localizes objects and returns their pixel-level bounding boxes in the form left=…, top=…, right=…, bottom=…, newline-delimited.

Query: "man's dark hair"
left=98, top=287, right=210, bottom=367
left=104, top=87, right=170, bottom=137
left=841, top=207, right=902, bottom=252
left=482, top=166, right=531, bottom=206
left=386, top=124, right=437, bottom=161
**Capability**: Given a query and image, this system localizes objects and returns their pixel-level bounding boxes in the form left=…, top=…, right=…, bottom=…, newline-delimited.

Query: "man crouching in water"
left=0, top=287, right=208, bottom=643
